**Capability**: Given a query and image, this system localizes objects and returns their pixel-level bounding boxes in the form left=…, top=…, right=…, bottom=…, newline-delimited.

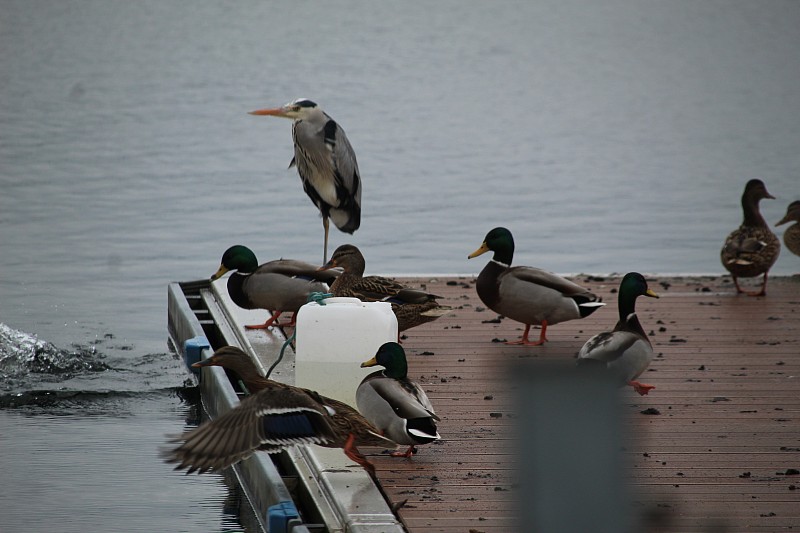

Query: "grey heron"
left=249, top=99, right=362, bottom=263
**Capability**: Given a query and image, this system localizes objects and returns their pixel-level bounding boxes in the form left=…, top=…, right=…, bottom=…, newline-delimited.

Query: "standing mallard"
left=211, top=245, right=339, bottom=329
left=357, top=342, right=440, bottom=458
left=164, top=346, right=396, bottom=474
left=577, top=273, right=660, bottom=396
left=776, top=200, right=800, bottom=259
left=468, top=227, right=605, bottom=345
left=721, top=179, right=780, bottom=296
left=319, top=244, right=450, bottom=332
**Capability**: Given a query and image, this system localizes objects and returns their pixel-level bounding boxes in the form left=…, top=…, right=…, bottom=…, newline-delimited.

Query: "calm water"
left=2, top=0, right=799, bottom=530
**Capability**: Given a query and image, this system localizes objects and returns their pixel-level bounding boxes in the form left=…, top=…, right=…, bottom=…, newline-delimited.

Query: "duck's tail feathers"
left=577, top=300, right=606, bottom=318
left=421, top=306, right=452, bottom=317
left=407, top=418, right=440, bottom=444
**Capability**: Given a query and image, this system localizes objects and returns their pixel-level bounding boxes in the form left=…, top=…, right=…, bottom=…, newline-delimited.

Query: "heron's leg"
left=323, top=216, right=330, bottom=264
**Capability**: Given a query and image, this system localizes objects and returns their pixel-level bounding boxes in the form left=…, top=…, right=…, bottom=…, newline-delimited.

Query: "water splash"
left=0, top=323, right=195, bottom=408
left=0, top=323, right=110, bottom=378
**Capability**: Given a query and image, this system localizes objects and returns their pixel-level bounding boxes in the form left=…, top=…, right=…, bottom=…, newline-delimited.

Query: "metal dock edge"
left=167, top=280, right=405, bottom=533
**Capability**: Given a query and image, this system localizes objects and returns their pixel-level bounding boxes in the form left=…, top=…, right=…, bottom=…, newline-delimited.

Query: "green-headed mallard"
left=468, top=227, right=605, bottom=345
left=165, top=346, right=396, bottom=474
left=357, top=342, right=440, bottom=458
left=577, top=272, right=660, bottom=396
left=776, top=200, right=800, bottom=259
left=721, top=179, right=780, bottom=296
left=211, top=245, right=339, bottom=329
left=319, top=244, right=450, bottom=332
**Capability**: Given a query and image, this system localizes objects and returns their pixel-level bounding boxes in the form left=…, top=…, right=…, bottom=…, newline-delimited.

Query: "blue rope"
left=307, top=291, right=332, bottom=306
left=266, top=330, right=295, bottom=379
left=264, top=292, right=332, bottom=379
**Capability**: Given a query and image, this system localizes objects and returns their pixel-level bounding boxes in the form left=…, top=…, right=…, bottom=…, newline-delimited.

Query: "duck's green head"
left=618, top=272, right=659, bottom=316
left=468, top=227, right=515, bottom=264
left=360, top=341, right=408, bottom=379
left=211, top=245, right=258, bottom=280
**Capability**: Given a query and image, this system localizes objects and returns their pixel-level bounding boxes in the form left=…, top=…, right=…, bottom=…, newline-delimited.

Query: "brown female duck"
left=165, top=346, right=396, bottom=474
left=319, top=244, right=450, bottom=332
left=776, top=200, right=800, bottom=259
left=721, top=180, right=780, bottom=296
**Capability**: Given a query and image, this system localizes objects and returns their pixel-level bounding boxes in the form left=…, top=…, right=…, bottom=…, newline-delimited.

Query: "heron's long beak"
left=468, top=242, right=490, bottom=259
left=210, top=265, right=229, bottom=281
left=360, top=356, right=378, bottom=368
left=249, top=106, right=288, bottom=117
left=645, top=289, right=659, bottom=299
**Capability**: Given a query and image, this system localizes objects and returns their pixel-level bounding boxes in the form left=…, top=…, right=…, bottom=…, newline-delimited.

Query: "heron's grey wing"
left=323, top=117, right=361, bottom=202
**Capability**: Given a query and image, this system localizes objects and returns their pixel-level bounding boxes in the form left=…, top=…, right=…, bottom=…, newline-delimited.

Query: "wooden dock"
left=361, top=274, right=800, bottom=532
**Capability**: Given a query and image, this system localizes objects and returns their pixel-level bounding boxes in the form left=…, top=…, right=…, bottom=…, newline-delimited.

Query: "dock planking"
left=354, top=274, right=800, bottom=532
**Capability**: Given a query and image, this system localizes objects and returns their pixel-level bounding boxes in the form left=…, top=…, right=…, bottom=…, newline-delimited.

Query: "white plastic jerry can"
left=295, top=297, right=398, bottom=406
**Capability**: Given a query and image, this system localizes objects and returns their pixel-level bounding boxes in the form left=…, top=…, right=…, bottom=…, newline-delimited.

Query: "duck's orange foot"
left=245, top=311, right=284, bottom=330
left=629, top=381, right=656, bottom=396
left=504, top=323, right=548, bottom=346
left=390, top=446, right=417, bottom=458
left=343, top=434, right=375, bottom=474
left=744, top=290, right=767, bottom=297
left=505, top=338, right=546, bottom=346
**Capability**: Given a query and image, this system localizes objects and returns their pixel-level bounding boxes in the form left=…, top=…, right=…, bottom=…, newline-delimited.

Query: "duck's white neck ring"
left=491, top=259, right=510, bottom=269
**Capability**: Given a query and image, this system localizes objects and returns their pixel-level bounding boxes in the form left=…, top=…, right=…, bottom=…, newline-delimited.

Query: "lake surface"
left=1, top=0, right=799, bottom=530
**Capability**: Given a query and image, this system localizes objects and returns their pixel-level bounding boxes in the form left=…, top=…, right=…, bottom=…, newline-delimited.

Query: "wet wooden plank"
left=362, top=274, right=800, bottom=532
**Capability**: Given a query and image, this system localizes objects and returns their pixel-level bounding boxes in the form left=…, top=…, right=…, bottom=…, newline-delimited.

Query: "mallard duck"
left=468, top=227, right=605, bottom=345
left=776, top=200, right=800, bottom=258
left=211, top=245, right=339, bottom=329
left=721, top=179, right=781, bottom=296
left=165, top=346, right=397, bottom=474
left=319, top=244, right=451, bottom=332
left=577, top=272, right=660, bottom=396
left=357, top=342, right=440, bottom=458
left=249, top=99, right=361, bottom=263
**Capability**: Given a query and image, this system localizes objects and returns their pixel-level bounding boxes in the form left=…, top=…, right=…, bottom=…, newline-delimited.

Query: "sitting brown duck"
left=721, top=179, right=781, bottom=296
left=164, top=346, right=396, bottom=474
left=319, top=244, right=450, bottom=332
